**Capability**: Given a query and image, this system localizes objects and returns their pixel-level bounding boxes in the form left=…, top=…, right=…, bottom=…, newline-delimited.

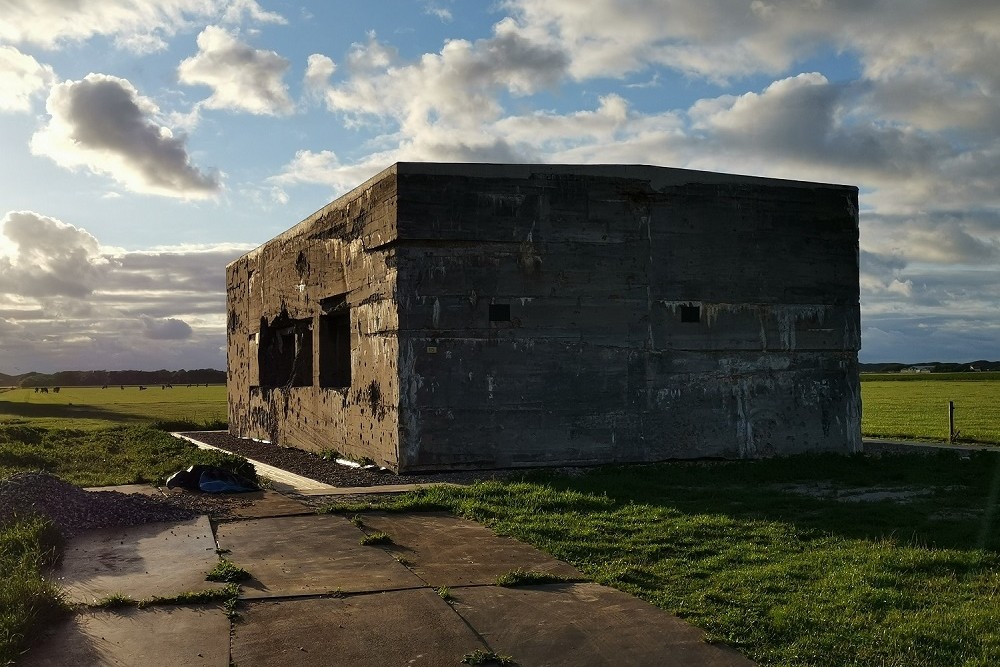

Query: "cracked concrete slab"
left=215, top=514, right=425, bottom=598
left=232, top=591, right=489, bottom=667
left=450, top=582, right=756, bottom=667
left=189, top=488, right=312, bottom=519
left=357, top=511, right=583, bottom=586
left=22, top=605, right=230, bottom=667
left=54, top=516, right=223, bottom=604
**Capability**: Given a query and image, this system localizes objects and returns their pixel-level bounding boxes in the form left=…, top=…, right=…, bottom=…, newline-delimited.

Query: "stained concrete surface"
left=231, top=591, right=490, bottom=666
left=215, top=514, right=426, bottom=598
left=228, top=162, right=861, bottom=471
left=34, top=486, right=756, bottom=666
left=180, top=488, right=313, bottom=519
left=358, top=511, right=584, bottom=586
left=450, top=583, right=755, bottom=667
left=55, top=516, right=222, bottom=604
left=23, top=605, right=230, bottom=667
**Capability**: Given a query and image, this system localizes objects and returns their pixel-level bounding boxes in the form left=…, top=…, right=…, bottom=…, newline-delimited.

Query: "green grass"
left=862, top=379, right=1000, bottom=443
left=0, top=516, right=68, bottom=666
left=461, top=648, right=517, bottom=665
left=326, top=451, right=1000, bottom=667
left=88, top=584, right=241, bottom=620
left=494, top=569, right=577, bottom=587
left=0, top=386, right=226, bottom=431
left=359, top=531, right=393, bottom=546
left=861, top=372, right=1000, bottom=382
left=0, top=423, right=255, bottom=487
left=206, top=559, right=251, bottom=583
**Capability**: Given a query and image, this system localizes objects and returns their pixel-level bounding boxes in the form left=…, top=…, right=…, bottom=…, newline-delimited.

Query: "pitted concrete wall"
left=227, top=163, right=861, bottom=472
left=226, top=173, right=401, bottom=468
left=391, top=167, right=860, bottom=470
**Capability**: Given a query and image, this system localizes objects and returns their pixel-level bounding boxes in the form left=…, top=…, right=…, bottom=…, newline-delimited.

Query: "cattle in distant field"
left=52, top=387, right=59, bottom=393
left=39, top=387, right=48, bottom=393
left=139, top=386, right=147, bottom=391
left=101, top=385, right=108, bottom=389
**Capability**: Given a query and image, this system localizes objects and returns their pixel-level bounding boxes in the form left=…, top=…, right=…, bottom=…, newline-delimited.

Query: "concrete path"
left=27, top=487, right=755, bottom=667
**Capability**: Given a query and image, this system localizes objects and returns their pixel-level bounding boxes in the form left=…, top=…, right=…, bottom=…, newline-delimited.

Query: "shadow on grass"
left=0, top=400, right=143, bottom=424
left=526, top=450, right=1000, bottom=553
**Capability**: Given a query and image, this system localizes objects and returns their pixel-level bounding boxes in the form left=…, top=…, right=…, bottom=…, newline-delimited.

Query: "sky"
left=0, top=0, right=997, bottom=372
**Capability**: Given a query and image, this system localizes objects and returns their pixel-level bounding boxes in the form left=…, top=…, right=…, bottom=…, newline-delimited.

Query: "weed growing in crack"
left=462, top=648, right=516, bottom=665
left=91, top=593, right=137, bottom=609
left=206, top=558, right=250, bottom=583
left=359, top=531, right=392, bottom=546
left=494, top=569, right=573, bottom=587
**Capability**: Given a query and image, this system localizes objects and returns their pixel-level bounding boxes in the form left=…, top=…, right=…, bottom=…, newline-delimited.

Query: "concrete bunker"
left=227, top=162, right=861, bottom=473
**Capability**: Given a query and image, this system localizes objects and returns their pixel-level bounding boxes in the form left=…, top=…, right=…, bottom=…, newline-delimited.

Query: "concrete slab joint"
left=226, top=162, right=861, bottom=472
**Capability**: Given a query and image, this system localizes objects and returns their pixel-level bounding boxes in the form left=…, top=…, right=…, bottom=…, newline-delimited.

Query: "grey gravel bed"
left=178, top=431, right=515, bottom=487
left=0, top=472, right=197, bottom=539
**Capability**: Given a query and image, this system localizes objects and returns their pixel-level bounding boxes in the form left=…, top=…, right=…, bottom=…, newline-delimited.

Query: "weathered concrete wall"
left=226, top=172, right=401, bottom=468
left=227, top=163, right=860, bottom=473
left=390, top=165, right=860, bottom=470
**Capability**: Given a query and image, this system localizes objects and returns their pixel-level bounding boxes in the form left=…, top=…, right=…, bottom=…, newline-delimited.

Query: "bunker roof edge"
left=227, top=162, right=857, bottom=269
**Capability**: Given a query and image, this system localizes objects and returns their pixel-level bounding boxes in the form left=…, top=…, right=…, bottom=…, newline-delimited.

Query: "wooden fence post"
left=948, top=400, right=955, bottom=443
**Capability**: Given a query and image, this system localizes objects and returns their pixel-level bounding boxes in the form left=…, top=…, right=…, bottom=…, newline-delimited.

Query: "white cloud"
left=504, top=0, right=1000, bottom=91
left=303, top=54, right=336, bottom=97
left=270, top=150, right=347, bottom=188
left=0, top=46, right=56, bottom=113
left=114, top=32, right=170, bottom=54
left=493, top=94, right=632, bottom=149
left=0, top=0, right=224, bottom=49
left=178, top=26, right=294, bottom=115
left=0, top=0, right=287, bottom=53
left=221, top=0, right=287, bottom=26
left=0, top=211, right=110, bottom=298
left=320, top=20, right=568, bottom=133
left=0, top=210, right=253, bottom=371
left=140, top=315, right=193, bottom=340
left=424, top=4, right=453, bottom=22
left=503, top=0, right=815, bottom=81
left=30, top=74, right=220, bottom=198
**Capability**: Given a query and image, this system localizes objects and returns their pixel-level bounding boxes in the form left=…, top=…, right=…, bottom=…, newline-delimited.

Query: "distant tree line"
left=859, top=360, right=1000, bottom=373
left=10, top=369, right=226, bottom=388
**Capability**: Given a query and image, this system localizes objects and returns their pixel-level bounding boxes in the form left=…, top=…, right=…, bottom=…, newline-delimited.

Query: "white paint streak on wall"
left=733, top=380, right=756, bottom=457
left=398, top=339, right=424, bottom=459
left=661, top=302, right=833, bottom=351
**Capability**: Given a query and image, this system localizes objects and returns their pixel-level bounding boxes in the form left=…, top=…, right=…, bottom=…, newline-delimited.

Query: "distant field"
left=861, top=376, right=1000, bottom=443
left=861, top=371, right=1000, bottom=382
left=0, top=385, right=227, bottom=430
left=0, top=375, right=995, bottom=442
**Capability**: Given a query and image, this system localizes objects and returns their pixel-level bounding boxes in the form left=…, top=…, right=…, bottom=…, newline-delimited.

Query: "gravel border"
left=177, top=431, right=516, bottom=487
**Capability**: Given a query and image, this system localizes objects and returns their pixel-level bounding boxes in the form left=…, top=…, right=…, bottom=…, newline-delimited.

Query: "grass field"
left=1, top=377, right=1000, bottom=665
left=0, top=385, right=227, bottom=430
left=1, top=377, right=994, bottom=444
left=861, top=378, right=1000, bottom=443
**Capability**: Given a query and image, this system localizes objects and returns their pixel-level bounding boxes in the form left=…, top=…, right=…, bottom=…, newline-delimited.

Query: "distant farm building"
left=226, top=163, right=861, bottom=473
